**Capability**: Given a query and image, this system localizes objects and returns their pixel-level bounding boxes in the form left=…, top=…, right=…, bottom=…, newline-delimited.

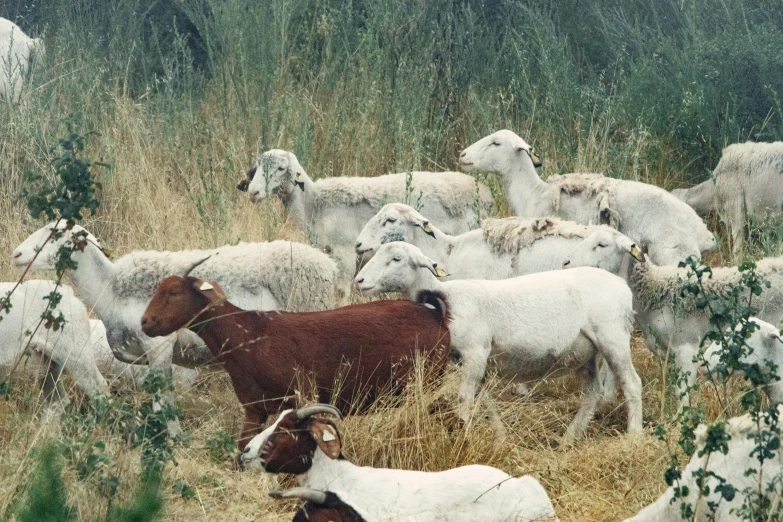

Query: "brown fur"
left=141, top=276, right=451, bottom=448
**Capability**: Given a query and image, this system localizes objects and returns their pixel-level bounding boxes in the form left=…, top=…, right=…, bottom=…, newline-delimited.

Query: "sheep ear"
left=309, top=420, right=341, bottom=460
left=529, top=148, right=542, bottom=168
left=630, top=244, right=644, bottom=262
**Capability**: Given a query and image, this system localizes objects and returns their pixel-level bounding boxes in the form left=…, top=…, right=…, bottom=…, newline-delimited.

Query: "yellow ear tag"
left=435, top=266, right=449, bottom=277
left=295, top=172, right=302, bottom=182
left=322, top=430, right=336, bottom=442
left=199, top=282, right=214, bottom=291
left=423, top=223, right=433, bottom=233
left=630, top=245, right=643, bottom=261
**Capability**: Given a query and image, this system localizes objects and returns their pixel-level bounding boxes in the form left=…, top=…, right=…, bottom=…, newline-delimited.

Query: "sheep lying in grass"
left=625, top=405, right=783, bottom=522
left=0, top=17, right=44, bottom=101
left=700, top=317, right=783, bottom=404
left=671, top=179, right=715, bottom=218
left=354, top=242, right=642, bottom=442
left=562, top=227, right=783, bottom=408
left=240, top=149, right=493, bottom=293
left=0, top=280, right=108, bottom=418
left=14, top=221, right=337, bottom=434
left=242, top=405, right=560, bottom=522
left=88, top=319, right=199, bottom=390
left=459, top=129, right=715, bottom=265
left=712, top=141, right=783, bottom=253
left=354, top=202, right=600, bottom=279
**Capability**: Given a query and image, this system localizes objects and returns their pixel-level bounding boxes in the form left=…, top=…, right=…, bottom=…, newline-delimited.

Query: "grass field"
left=1, top=0, right=782, bottom=519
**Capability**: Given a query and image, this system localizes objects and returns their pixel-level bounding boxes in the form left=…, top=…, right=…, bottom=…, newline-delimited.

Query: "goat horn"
left=269, top=488, right=328, bottom=505
left=296, top=404, right=343, bottom=421
left=182, top=255, right=212, bottom=277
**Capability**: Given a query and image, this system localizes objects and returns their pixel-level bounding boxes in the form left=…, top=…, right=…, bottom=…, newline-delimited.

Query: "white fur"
left=242, top=410, right=560, bottom=522
left=245, top=149, right=493, bottom=294
left=14, top=222, right=337, bottom=433
left=0, top=18, right=43, bottom=101
left=712, top=141, right=783, bottom=253
left=354, top=242, right=642, bottom=442
left=563, top=227, right=783, bottom=408
left=625, top=405, right=783, bottom=521
left=355, top=203, right=601, bottom=279
left=671, top=179, right=715, bottom=217
left=459, top=130, right=715, bottom=265
left=0, top=280, right=108, bottom=418
left=700, top=317, right=783, bottom=404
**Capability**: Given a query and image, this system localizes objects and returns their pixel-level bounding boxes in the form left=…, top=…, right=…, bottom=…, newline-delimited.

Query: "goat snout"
left=140, top=315, right=155, bottom=332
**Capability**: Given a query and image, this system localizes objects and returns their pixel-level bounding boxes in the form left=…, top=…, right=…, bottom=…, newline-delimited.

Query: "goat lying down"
left=140, top=264, right=450, bottom=449
left=243, top=405, right=560, bottom=522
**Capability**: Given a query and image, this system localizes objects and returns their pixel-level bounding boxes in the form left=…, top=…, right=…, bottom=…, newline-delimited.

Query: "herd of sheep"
left=2, top=15, right=783, bottom=522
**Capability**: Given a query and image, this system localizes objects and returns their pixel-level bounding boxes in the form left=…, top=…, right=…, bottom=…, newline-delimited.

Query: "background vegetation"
left=1, top=0, right=782, bottom=520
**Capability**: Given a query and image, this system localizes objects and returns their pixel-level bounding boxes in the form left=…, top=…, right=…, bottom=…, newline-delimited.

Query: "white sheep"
left=671, top=179, right=715, bottom=218
left=712, top=141, right=783, bottom=253
left=241, top=405, right=560, bottom=522
left=459, top=130, right=715, bottom=265
left=88, top=319, right=199, bottom=390
left=354, top=242, right=643, bottom=442
left=0, top=17, right=43, bottom=101
left=625, top=405, right=783, bottom=521
left=562, top=227, right=783, bottom=408
left=242, top=149, right=493, bottom=293
left=0, top=280, right=108, bottom=418
left=700, top=317, right=783, bottom=404
left=355, top=202, right=601, bottom=279
left=13, top=221, right=338, bottom=434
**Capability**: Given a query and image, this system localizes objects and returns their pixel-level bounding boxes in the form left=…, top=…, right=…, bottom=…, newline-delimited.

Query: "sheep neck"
left=497, top=161, right=549, bottom=216
left=413, top=226, right=456, bottom=266
left=67, top=242, right=119, bottom=317
left=281, top=171, right=317, bottom=230
left=402, top=269, right=445, bottom=301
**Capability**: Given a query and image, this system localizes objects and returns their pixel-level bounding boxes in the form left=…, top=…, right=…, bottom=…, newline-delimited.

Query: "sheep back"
left=714, top=141, right=783, bottom=220
left=313, top=172, right=492, bottom=217
left=111, top=241, right=337, bottom=312
left=545, top=173, right=619, bottom=227
left=481, top=216, right=600, bottom=256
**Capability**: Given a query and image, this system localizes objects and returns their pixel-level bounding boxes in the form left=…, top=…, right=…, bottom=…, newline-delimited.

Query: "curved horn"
left=269, top=488, right=328, bottom=505
left=295, top=404, right=343, bottom=421
left=182, top=255, right=212, bottom=277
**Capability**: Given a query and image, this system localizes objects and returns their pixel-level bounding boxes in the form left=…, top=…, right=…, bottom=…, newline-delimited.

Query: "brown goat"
left=140, top=275, right=450, bottom=449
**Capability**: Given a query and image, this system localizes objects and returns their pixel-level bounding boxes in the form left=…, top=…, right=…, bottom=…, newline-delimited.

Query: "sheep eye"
left=491, top=141, right=500, bottom=146
left=597, top=243, right=607, bottom=248
left=277, top=166, right=285, bottom=171
left=384, top=218, right=397, bottom=226
left=392, top=256, right=402, bottom=262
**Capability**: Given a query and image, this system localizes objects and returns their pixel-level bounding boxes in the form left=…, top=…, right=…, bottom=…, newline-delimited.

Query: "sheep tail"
left=416, top=289, right=451, bottom=324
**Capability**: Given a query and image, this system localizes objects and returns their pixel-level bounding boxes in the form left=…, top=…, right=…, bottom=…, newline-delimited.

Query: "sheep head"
left=141, top=274, right=226, bottom=337
left=246, top=149, right=306, bottom=203
left=354, top=203, right=437, bottom=260
left=459, top=129, right=541, bottom=175
left=13, top=221, right=106, bottom=270
left=354, top=242, right=448, bottom=296
left=562, top=228, right=644, bottom=275
left=240, top=405, right=343, bottom=473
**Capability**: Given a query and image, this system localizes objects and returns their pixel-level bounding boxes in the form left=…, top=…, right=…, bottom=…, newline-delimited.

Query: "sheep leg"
left=36, top=354, right=70, bottom=421
left=456, top=346, right=491, bottom=427
left=672, top=345, right=698, bottom=412
left=46, top=338, right=110, bottom=404
left=602, top=350, right=644, bottom=435
left=563, top=359, right=602, bottom=444
left=596, top=359, right=618, bottom=409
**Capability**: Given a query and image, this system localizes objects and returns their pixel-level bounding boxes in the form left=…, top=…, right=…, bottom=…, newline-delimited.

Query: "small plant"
left=16, top=444, right=75, bottom=522
left=205, top=429, right=238, bottom=464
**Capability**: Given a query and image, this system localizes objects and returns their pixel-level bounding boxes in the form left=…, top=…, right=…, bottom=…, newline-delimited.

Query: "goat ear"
left=191, top=278, right=226, bottom=301
left=309, top=420, right=341, bottom=459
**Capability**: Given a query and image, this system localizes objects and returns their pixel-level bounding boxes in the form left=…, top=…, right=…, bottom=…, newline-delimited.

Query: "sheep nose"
left=13, top=251, right=21, bottom=259
left=459, top=150, right=466, bottom=158
left=354, top=277, right=364, bottom=285
left=562, top=260, right=571, bottom=268
left=355, top=241, right=362, bottom=249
